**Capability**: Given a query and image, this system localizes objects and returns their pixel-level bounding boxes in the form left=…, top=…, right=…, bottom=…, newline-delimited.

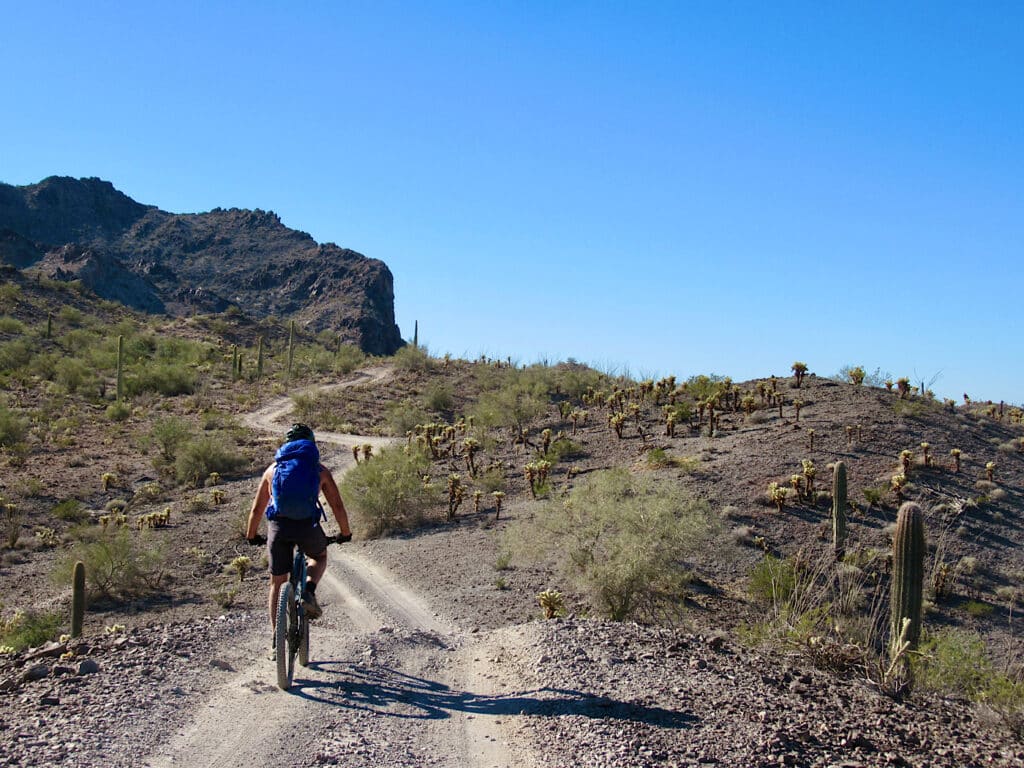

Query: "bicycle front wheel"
left=298, top=613, right=310, bottom=667
left=275, top=582, right=295, bottom=690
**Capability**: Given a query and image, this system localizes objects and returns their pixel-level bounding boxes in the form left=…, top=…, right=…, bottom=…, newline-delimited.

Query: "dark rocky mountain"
left=0, top=176, right=403, bottom=354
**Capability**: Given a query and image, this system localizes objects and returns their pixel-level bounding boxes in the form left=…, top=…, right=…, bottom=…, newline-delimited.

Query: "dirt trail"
left=147, top=367, right=531, bottom=768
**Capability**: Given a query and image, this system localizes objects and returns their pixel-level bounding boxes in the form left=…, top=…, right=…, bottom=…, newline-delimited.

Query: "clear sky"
left=2, top=2, right=1021, bottom=402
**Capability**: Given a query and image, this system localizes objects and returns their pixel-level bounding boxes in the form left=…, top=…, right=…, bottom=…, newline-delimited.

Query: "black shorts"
left=266, top=518, right=328, bottom=577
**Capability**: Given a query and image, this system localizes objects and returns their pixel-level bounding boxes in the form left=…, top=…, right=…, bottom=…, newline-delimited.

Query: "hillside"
left=0, top=176, right=403, bottom=354
left=0, top=281, right=1022, bottom=766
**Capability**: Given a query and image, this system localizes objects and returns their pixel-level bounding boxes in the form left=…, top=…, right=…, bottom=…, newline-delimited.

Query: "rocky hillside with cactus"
left=0, top=277, right=1023, bottom=766
left=0, top=176, right=403, bottom=355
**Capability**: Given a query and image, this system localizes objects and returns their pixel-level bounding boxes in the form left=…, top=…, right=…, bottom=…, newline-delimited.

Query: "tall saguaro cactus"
left=71, top=561, right=86, bottom=638
left=832, top=461, right=848, bottom=560
left=115, top=335, right=125, bottom=402
left=890, top=501, right=926, bottom=660
left=256, top=336, right=264, bottom=380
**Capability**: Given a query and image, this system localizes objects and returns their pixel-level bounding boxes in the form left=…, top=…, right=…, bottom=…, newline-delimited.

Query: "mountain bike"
left=275, top=534, right=345, bottom=690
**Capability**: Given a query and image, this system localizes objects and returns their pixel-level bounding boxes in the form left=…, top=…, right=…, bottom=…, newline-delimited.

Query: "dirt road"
left=147, top=368, right=532, bottom=768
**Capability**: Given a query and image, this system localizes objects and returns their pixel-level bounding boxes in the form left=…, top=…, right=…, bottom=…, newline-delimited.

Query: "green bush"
left=384, top=399, right=431, bottom=436
left=0, top=316, right=26, bottom=334
left=0, top=403, right=28, bottom=448
left=749, top=555, right=798, bottom=605
left=335, top=344, right=365, bottom=374
left=53, top=499, right=87, bottom=523
left=174, top=434, right=245, bottom=486
left=0, top=340, right=32, bottom=371
left=126, top=362, right=197, bottom=396
left=53, top=527, right=167, bottom=600
left=150, top=416, right=192, bottom=462
left=340, top=447, right=440, bottom=538
left=393, top=345, right=432, bottom=372
left=471, top=378, right=548, bottom=432
left=513, top=468, right=716, bottom=621
left=0, top=609, right=62, bottom=652
left=54, top=357, right=94, bottom=394
left=423, top=383, right=453, bottom=412
left=105, top=402, right=131, bottom=421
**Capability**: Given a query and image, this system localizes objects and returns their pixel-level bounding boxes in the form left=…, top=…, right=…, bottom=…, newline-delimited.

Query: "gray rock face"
left=0, top=176, right=404, bottom=355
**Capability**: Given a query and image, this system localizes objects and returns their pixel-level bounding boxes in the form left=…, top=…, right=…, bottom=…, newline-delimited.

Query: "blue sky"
left=1, top=2, right=1021, bottom=402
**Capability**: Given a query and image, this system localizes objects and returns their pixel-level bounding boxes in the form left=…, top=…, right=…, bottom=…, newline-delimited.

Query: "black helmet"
left=285, top=423, right=315, bottom=443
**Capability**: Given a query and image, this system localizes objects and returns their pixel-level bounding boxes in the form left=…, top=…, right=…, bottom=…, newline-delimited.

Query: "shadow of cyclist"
left=292, top=660, right=696, bottom=729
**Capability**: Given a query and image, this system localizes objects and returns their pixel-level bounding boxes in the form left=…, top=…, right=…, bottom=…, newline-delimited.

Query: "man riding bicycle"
left=246, top=424, right=352, bottom=639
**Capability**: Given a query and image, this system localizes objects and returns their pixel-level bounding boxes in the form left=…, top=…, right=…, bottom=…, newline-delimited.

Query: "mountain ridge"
left=0, top=176, right=403, bottom=354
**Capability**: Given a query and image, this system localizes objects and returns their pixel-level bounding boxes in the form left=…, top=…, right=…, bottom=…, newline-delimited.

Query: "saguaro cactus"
left=71, top=560, right=86, bottom=638
left=832, top=461, right=847, bottom=560
left=256, top=336, right=264, bottom=380
left=890, top=501, right=926, bottom=658
left=116, top=335, right=125, bottom=402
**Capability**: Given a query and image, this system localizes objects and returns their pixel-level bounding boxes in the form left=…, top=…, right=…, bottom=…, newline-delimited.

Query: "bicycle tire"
left=275, top=582, right=295, bottom=690
left=298, top=612, right=310, bottom=667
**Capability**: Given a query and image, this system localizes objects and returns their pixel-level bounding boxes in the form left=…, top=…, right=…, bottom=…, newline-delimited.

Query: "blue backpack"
left=268, top=439, right=324, bottom=521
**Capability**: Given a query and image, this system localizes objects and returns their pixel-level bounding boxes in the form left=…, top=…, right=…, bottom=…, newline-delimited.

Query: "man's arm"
left=246, top=465, right=274, bottom=540
left=320, top=467, right=352, bottom=538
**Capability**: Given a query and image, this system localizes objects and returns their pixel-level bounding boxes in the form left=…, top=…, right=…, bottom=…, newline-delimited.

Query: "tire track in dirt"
left=147, top=366, right=529, bottom=768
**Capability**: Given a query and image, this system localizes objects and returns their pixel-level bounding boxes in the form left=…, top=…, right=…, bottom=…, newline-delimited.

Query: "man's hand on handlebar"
left=247, top=534, right=267, bottom=546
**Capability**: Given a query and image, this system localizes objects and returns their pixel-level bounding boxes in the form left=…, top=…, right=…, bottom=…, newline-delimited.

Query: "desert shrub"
left=0, top=316, right=26, bottom=334
left=340, top=447, right=440, bottom=538
left=749, top=555, right=798, bottom=605
left=174, top=434, right=245, bottom=486
left=422, top=383, right=453, bottom=412
left=0, top=340, right=32, bottom=374
left=126, top=362, right=197, bottom=397
left=0, top=403, right=28, bottom=448
left=384, top=399, right=431, bottom=436
left=335, top=344, right=364, bottom=374
left=685, top=374, right=728, bottom=402
left=53, top=499, right=87, bottom=523
left=513, top=468, right=716, bottom=622
left=393, top=345, right=432, bottom=372
left=471, top=376, right=548, bottom=432
left=551, top=366, right=605, bottom=400
left=546, top=437, right=584, bottom=462
left=0, top=609, right=63, bottom=652
left=150, top=416, right=192, bottom=462
left=105, top=402, right=131, bottom=421
left=54, top=356, right=94, bottom=394
left=53, top=527, right=167, bottom=601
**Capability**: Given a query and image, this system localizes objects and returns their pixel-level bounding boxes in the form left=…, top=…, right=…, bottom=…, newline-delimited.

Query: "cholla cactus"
left=537, top=589, right=565, bottom=619
left=665, top=412, right=676, bottom=437
left=949, top=448, right=962, bottom=472
left=807, top=428, right=815, bottom=452
left=228, top=556, right=252, bottom=583
left=473, top=490, right=483, bottom=513
left=986, top=461, right=996, bottom=482
left=919, top=443, right=930, bottom=466
left=609, top=413, right=626, bottom=439
left=362, top=444, right=373, bottom=461
left=801, top=459, right=816, bottom=496
left=899, top=450, right=914, bottom=474
left=211, top=489, right=226, bottom=505
left=789, top=474, right=803, bottom=499
left=792, top=400, right=803, bottom=424
left=352, top=445, right=360, bottom=463
left=848, top=367, right=866, bottom=385
left=845, top=425, right=854, bottom=447
left=541, top=429, right=552, bottom=455
left=447, top=474, right=465, bottom=520
left=891, top=472, right=907, bottom=502
left=791, top=361, right=808, bottom=388
left=102, top=472, right=116, bottom=492
left=884, top=380, right=894, bottom=392
left=207, top=472, right=221, bottom=486
left=767, top=482, right=788, bottom=512
left=492, top=491, right=505, bottom=519
left=896, top=377, right=911, bottom=399
left=463, top=438, right=481, bottom=476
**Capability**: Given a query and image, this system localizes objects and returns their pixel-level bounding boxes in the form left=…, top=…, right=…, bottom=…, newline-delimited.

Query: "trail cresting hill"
left=0, top=176, right=403, bottom=355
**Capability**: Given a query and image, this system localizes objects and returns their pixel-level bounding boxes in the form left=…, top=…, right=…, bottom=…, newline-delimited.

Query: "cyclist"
left=246, top=424, right=352, bottom=637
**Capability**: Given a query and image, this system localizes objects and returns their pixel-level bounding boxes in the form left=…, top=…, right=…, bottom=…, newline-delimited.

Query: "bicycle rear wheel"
left=275, top=582, right=295, bottom=690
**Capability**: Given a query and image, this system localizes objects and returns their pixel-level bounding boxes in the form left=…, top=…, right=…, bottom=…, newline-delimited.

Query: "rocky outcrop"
left=0, top=176, right=403, bottom=354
